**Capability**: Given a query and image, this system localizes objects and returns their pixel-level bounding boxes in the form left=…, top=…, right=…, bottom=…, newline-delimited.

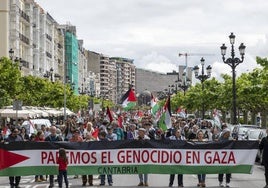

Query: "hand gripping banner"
left=0, top=140, right=258, bottom=176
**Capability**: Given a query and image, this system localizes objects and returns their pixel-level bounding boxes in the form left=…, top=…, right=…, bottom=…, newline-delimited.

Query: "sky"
left=35, top=0, right=268, bottom=81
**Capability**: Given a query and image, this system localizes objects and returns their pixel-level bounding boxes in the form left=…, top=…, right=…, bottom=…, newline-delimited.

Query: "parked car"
left=246, top=129, right=265, bottom=141
left=232, top=124, right=260, bottom=140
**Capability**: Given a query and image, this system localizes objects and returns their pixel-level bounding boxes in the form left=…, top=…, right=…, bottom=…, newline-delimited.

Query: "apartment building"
left=3, top=0, right=64, bottom=79
left=111, top=57, right=136, bottom=104
left=1, top=0, right=138, bottom=105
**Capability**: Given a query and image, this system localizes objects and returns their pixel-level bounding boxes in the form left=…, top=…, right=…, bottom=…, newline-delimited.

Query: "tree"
left=0, top=57, right=22, bottom=107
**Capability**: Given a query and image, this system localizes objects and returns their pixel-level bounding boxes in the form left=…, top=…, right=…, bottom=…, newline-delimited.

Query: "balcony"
left=46, top=51, right=52, bottom=58
left=19, top=33, right=29, bottom=45
left=46, top=34, right=52, bottom=41
left=57, top=43, right=63, bottom=49
left=19, top=9, right=30, bottom=23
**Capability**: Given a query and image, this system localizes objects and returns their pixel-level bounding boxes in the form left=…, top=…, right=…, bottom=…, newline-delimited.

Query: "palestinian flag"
left=150, top=94, right=160, bottom=116
left=106, top=107, right=114, bottom=123
left=121, top=88, right=137, bottom=111
left=213, top=109, right=221, bottom=129
left=158, top=95, right=172, bottom=131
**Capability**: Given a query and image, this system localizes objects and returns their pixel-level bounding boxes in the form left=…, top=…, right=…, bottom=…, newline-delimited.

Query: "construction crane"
left=178, top=53, right=215, bottom=79
left=178, top=53, right=215, bottom=68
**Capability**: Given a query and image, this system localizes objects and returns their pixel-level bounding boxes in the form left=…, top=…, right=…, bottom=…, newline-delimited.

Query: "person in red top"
left=57, top=148, right=68, bottom=188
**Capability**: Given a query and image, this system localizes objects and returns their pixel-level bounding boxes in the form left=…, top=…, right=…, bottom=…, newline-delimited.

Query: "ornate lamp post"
left=193, top=57, right=212, bottom=119
left=177, top=72, right=191, bottom=95
left=220, top=33, right=246, bottom=125
left=9, top=48, right=14, bottom=60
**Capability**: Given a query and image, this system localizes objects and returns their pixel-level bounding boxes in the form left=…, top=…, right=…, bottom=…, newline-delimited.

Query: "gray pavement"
left=0, top=164, right=265, bottom=188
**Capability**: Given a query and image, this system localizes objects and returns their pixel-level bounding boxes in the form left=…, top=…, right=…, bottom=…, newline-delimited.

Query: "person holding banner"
left=194, top=130, right=208, bottom=187
left=168, top=129, right=185, bottom=187
left=218, top=128, right=232, bottom=187
left=136, top=127, right=150, bottom=186
left=5, top=128, right=23, bottom=188
left=98, top=130, right=113, bottom=186
left=45, top=126, right=63, bottom=188
left=259, top=128, right=268, bottom=188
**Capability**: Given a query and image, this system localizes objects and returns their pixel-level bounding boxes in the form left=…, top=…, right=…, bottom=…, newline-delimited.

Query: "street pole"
left=220, top=33, right=246, bottom=125
left=193, top=58, right=212, bottom=120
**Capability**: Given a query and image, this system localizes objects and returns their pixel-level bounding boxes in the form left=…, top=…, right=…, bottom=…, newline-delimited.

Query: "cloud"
left=137, top=52, right=177, bottom=73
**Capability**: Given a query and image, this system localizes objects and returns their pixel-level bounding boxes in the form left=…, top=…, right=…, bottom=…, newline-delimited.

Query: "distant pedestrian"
left=259, top=128, right=268, bottom=188
left=57, top=148, right=69, bottom=188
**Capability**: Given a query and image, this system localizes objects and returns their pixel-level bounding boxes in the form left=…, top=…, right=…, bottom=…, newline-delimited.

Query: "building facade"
left=135, top=68, right=192, bottom=96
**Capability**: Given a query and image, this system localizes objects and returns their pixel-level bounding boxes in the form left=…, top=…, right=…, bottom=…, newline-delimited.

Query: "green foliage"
left=0, top=57, right=95, bottom=112
left=170, top=58, right=268, bottom=121
left=0, top=57, right=22, bottom=107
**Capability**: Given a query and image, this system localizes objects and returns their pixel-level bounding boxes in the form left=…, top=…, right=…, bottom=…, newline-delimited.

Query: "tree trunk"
left=261, top=110, right=267, bottom=128
left=251, top=112, right=256, bottom=125
left=243, top=111, right=248, bottom=124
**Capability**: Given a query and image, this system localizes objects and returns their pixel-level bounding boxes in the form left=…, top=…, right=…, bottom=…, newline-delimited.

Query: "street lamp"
left=78, top=84, right=87, bottom=95
left=9, top=48, right=14, bottom=60
left=193, top=57, right=212, bottom=119
left=44, top=68, right=54, bottom=82
left=220, top=32, right=246, bottom=125
left=177, top=72, right=191, bottom=95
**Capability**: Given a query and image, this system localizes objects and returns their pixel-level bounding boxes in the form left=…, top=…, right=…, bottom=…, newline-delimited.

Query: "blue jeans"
left=100, top=174, right=113, bottom=185
left=139, top=174, right=148, bottom=183
left=198, top=174, right=206, bottom=183
left=58, top=170, right=68, bottom=187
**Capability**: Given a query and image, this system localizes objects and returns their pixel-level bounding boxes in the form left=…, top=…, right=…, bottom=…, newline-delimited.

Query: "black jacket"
left=259, top=136, right=268, bottom=165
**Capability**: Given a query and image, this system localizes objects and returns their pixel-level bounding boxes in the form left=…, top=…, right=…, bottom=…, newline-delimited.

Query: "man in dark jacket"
left=5, top=128, right=23, bottom=188
left=259, top=128, right=268, bottom=188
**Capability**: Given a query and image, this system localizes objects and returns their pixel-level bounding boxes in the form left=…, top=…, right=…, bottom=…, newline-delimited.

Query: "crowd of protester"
left=0, top=111, right=267, bottom=188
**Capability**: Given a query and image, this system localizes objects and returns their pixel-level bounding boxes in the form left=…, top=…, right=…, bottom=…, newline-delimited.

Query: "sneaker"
left=138, top=182, right=144, bottom=186
left=219, top=182, right=224, bottom=187
left=144, top=182, right=149, bottom=186
left=226, top=183, right=230, bottom=187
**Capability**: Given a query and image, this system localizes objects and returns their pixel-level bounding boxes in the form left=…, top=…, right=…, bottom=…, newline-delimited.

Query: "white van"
left=22, top=119, right=51, bottom=134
